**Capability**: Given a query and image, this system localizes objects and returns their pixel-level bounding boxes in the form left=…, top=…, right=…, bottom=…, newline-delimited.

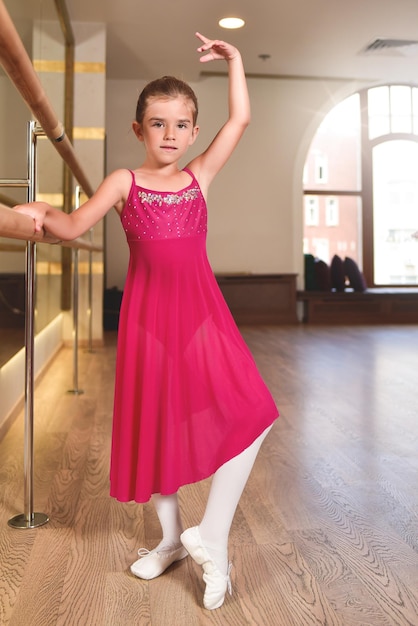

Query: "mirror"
left=0, top=0, right=66, bottom=366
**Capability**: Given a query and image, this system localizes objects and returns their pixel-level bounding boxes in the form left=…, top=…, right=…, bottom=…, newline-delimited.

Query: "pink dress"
left=110, top=168, right=278, bottom=503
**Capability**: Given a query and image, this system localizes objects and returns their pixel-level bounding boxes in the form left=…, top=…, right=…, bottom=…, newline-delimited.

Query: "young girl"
left=15, top=32, right=278, bottom=610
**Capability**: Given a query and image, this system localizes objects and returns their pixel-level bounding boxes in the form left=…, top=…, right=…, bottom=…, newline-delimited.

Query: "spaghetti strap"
left=183, top=166, right=194, bottom=178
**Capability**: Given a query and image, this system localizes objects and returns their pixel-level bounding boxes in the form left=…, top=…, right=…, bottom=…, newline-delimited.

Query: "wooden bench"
left=103, top=274, right=299, bottom=329
left=297, top=288, right=418, bottom=324
left=217, top=273, right=298, bottom=324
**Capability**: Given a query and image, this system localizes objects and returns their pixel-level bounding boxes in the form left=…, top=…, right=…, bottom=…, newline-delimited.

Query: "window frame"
left=304, top=83, right=418, bottom=288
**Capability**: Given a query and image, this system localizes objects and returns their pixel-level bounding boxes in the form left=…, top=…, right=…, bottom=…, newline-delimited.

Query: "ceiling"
left=7, top=0, right=418, bottom=84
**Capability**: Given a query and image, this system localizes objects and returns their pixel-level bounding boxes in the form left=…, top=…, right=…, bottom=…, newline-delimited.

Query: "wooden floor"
left=0, top=326, right=417, bottom=625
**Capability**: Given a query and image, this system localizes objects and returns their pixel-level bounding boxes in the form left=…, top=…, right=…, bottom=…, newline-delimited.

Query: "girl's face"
left=133, top=96, right=199, bottom=165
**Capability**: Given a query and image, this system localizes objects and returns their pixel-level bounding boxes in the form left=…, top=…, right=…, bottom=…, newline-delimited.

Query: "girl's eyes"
left=150, top=122, right=189, bottom=129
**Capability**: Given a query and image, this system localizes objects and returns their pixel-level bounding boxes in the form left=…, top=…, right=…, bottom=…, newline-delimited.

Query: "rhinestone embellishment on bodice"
left=122, top=184, right=207, bottom=240
left=137, top=187, right=200, bottom=207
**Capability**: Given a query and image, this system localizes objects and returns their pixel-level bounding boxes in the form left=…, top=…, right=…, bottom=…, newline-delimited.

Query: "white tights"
left=152, top=424, right=272, bottom=573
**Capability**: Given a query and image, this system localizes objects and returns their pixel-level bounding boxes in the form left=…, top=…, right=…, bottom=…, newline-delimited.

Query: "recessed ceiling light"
left=219, top=17, right=245, bottom=30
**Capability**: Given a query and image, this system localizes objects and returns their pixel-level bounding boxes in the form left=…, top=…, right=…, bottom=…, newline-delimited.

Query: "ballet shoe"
left=180, top=526, right=232, bottom=610
left=130, top=543, right=188, bottom=580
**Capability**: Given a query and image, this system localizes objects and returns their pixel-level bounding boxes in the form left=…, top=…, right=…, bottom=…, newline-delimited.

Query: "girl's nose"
left=164, top=126, right=175, bottom=140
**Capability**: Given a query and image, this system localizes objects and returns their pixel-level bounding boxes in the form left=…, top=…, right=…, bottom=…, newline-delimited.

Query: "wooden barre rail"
left=0, top=203, right=102, bottom=252
left=0, top=0, right=94, bottom=198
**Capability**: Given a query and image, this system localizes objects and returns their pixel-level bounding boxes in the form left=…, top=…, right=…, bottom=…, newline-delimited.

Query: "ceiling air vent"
left=362, top=38, right=418, bottom=56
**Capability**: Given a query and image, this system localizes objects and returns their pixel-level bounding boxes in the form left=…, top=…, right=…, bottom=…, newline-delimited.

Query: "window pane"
left=304, top=195, right=362, bottom=266
left=390, top=85, right=412, bottom=133
left=305, top=196, right=319, bottom=226
left=368, top=86, right=390, bottom=139
left=325, top=197, right=339, bottom=226
left=373, top=140, right=418, bottom=284
left=304, top=94, right=361, bottom=192
left=314, top=153, right=328, bottom=183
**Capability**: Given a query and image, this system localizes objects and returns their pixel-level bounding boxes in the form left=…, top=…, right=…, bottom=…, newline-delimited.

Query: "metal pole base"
left=67, top=389, right=84, bottom=395
left=8, top=512, right=49, bottom=529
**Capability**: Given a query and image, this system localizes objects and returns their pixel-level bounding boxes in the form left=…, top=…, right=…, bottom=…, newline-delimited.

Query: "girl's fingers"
left=196, top=32, right=225, bottom=52
left=197, top=42, right=215, bottom=53
left=195, top=32, right=235, bottom=61
left=34, top=219, right=44, bottom=233
left=199, top=54, right=215, bottom=63
left=195, top=31, right=210, bottom=47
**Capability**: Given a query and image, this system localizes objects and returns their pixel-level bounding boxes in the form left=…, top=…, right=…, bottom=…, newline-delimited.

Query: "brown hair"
left=135, top=76, right=198, bottom=125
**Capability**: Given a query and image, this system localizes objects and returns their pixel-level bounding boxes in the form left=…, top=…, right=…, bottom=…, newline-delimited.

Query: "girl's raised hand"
left=196, top=32, right=238, bottom=63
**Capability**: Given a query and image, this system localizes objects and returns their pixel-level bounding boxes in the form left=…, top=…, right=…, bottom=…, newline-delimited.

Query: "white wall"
left=105, top=73, right=364, bottom=290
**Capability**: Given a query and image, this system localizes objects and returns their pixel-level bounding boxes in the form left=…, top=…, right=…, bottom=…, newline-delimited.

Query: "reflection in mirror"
left=0, top=187, right=26, bottom=366
left=0, top=0, right=65, bottom=367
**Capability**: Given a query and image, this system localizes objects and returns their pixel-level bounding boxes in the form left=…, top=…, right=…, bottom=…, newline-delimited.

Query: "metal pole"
left=0, top=179, right=29, bottom=187
left=87, top=226, right=94, bottom=353
left=8, top=121, right=48, bottom=529
left=68, top=185, right=83, bottom=395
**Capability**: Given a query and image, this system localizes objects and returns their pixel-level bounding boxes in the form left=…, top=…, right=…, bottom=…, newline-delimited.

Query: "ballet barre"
left=0, top=122, right=101, bottom=530
left=0, top=0, right=101, bottom=530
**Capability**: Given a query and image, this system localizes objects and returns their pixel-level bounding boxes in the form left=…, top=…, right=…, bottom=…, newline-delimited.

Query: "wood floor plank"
left=54, top=497, right=110, bottom=626
left=0, top=526, right=34, bottom=625
left=7, top=528, right=72, bottom=626
left=103, top=572, right=151, bottom=625
left=106, top=499, right=145, bottom=572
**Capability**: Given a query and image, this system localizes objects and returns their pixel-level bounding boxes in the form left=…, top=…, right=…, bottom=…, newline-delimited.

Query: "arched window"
left=303, top=85, right=418, bottom=286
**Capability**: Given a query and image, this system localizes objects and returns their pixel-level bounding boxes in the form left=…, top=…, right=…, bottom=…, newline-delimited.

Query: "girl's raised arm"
left=188, top=32, right=250, bottom=194
left=14, top=169, right=131, bottom=241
